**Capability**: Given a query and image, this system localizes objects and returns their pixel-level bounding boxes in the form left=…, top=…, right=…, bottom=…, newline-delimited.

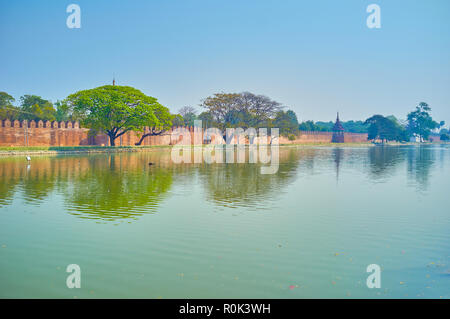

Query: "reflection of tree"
left=0, top=162, right=21, bottom=206
left=65, top=154, right=173, bottom=221
left=367, top=146, right=405, bottom=179
left=367, top=145, right=436, bottom=189
left=20, top=170, right=57, bottom=204
left=406, top=145, right=435, bottom=190
left=0, top=145, right=441, bottom=217
left=0, top=158, right=60, bottom=206
left=198, top=147, right=301, bottom=208
left=0, top=154, right=175, bottom=221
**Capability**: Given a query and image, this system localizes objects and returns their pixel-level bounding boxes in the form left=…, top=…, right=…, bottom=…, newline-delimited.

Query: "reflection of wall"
left=0, top=153, right=176, bottom=220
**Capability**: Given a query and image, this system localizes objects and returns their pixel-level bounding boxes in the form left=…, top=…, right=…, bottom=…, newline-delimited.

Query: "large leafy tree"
left=223, top=109, right=255, bottom=129
left=67, top=85, right=172, bottom=146
left=364, top=115, right=406, bottom=143
left=273, top=110, right=299, bottom=136
left=201, top=93, right=241, bottom=129
left=178, top=106, right=198, bottom=126
left=54, top=100, right=75, bottom=122
left=19, top=95, right=56, bottom=121
left=171, top=114, right=185, bottom=127
left=406, top=102, right=441, bottom=142
left=197, top=111, right=217, bottom=128
left=201, top=92, right=283, bottom=129
left=0, top=91, right=19, bottom=120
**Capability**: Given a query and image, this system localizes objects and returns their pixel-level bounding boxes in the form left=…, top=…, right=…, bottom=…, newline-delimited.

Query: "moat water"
left=0, top=145, right=449, bottom=298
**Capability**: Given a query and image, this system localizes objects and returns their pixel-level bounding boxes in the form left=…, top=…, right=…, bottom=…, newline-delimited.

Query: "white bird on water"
left=26, top=156, right=31, bottom=161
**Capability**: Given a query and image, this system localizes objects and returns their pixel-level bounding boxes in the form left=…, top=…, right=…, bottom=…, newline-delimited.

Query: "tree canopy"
left=407, top=102, right=441, bottom=141
left=200, top=92, right=284, bottom=130
left=364, top=115, right=407, bottom=143
left=178, top=106, right=198, bottom=126
left=67, top=85, right=172, bottom=146
left=299, top=120, right=368, bottom=133
left=0, top=91, right=18, bottom=120
left=19, top=95, right=56, bottom=121
left=273, top=110, right=299, bottom=136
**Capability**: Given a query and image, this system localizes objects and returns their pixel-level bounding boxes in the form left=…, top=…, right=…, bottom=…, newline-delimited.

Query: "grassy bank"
left=0, top=142, right=446, bottom=156
left=279, top=142, right=374, bottom=147
left=0, top=145, right=173, bottom=156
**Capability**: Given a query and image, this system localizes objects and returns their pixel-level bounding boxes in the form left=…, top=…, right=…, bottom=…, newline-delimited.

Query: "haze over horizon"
left=1, top=0, right=449, bottom=124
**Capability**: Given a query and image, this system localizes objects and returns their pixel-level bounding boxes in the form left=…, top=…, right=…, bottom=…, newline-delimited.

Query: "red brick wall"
left=0, top=121, right=198, bottom=147
left=0, top=120, right=90, bottom=147
left=279, top=131, right=368, bottom=144
left=0, top=120, right=368, bottom=147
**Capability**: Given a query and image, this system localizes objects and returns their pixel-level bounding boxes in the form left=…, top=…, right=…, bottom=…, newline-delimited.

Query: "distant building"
left=429, top=134, right=441, bottom=143
left=332, top=112, right=345, bottom=143
left=409, top=135, right=425, bottom=143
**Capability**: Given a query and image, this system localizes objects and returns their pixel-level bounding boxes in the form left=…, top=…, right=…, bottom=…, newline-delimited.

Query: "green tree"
left=273, top=110, right=299, bottom=136
left=201, top=92, right=283, bottom=129
left=299, top=120, right=318, bottom=131
left=171, top=114, right=185, bottom=127
left=54, top=100, right=74, bottom=122
left=386, top=115, right=409, bottom=142
left=364, top=115, right=403, bottom=143
left=67, top=85, right=172, bottom=146
left=0, top=91, right=19, bottom=120
left=314, top=121, right=334, bottom=131
left=342, top=120, right=368, bottom=133
left=197, top=111, right=216, bottom=128
left=300, top=120, right=369, bottom=133
left=178, top=106, right=198, bottom=126
left=406, top=102, right=440, bottom=142
left=223, top=109, right=254, bottom=129
left=440, top=128, right=449, bottom=141
left=19, top=95, right=56, bottom=121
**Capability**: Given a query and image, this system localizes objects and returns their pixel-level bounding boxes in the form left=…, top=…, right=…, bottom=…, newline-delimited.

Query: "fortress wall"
left=279, top=131, right=368, bottom=144
left=0, top=120, right=90, bottom=147
left=0, top=120, right=368, bottom=146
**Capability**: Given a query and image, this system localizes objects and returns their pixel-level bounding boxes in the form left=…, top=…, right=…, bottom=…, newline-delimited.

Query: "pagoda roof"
left=333, top=113, right=344, bottom=131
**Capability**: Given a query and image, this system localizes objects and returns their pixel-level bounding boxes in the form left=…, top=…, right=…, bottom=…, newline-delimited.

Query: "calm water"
left=0, top=145, right=449, bottom=298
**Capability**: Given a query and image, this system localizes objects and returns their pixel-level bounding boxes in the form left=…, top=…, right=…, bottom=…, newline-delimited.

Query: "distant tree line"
left=0, top=92, right=75, bottom=122
left=298, top=102, right=446, bottom=143
left=1, top=88, right=447, bottom=145
left=299, top=120, right=368, bottom=133
left=173, top=92, right=300, bottom=138
left=363, top=103, right=444, bottom=143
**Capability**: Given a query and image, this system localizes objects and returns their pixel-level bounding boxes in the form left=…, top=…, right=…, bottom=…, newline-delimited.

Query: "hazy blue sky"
left=1, top=0, right=449, bottom=123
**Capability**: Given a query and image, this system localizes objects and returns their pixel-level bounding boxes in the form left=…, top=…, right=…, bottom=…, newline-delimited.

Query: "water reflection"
left=0, top=145, right=445, bottom=221
left=65, top=155, right=174, bottom=220
left=333, top=148, right=343, bottom=182
left=406, top=145, right=436, bottom=190
left=198, top=147, right=302, bottom=209
left=367, top=146, right=405, bottom=180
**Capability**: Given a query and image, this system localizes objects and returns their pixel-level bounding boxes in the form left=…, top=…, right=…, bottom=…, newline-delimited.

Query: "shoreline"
left=0, top=142, right=446, bottom=157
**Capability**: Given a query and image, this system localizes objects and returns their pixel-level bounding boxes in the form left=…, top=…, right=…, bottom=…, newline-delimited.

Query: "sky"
left=0, top=0, right=449, bottom=124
